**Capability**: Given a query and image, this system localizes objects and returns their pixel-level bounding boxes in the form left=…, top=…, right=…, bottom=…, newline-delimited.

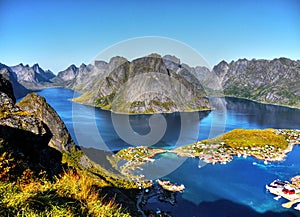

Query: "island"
left=111, top=129, right=300, bottom=178
left=174, top=129, right=300, bottom=164
left=108, top=128, right=300, bottom=213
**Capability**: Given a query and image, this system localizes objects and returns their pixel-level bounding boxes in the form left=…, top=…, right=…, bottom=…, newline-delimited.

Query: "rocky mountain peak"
left=73, top=54, right=211, bottom=113
left=56, top=64, right=79, bottom=82
left=94, top=60, right=107, bottom=69
left=17, top=93, right=76, bottom=152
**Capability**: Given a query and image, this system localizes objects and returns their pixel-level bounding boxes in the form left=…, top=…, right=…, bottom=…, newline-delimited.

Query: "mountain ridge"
left=212, top=57, right=300, bottom=108
left=1, top=56, right=300, bottom=110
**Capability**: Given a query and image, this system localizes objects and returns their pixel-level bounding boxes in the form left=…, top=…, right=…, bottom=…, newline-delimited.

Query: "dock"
left=266, top=178, right=300, bottom=210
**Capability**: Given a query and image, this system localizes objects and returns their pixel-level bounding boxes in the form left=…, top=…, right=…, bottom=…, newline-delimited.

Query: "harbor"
left=266, top=176, right=300, bottom=211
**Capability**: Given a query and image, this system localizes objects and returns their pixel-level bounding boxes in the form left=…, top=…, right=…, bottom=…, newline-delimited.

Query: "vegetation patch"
left=0, top=143, right=136, bottom=216
left=203, top=129, right=289, bottom=149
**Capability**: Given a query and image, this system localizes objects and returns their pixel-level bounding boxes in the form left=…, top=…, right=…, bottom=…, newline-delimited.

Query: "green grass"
left=0, top=171, right=131, bottom=217
left=0, top=147, right=134, bottom=217
left=203, top=129, right=288, bottom=149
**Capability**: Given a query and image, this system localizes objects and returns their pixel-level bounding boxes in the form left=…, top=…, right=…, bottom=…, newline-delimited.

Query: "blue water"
left=36, top=88, right=300, bottom=217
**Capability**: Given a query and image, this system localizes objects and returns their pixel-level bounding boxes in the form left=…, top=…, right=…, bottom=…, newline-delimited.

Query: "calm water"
left=36, top=88, right=300, bottom=217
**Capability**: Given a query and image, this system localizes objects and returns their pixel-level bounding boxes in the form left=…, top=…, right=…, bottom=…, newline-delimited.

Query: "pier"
left=266, top=177, right=300, bottom=210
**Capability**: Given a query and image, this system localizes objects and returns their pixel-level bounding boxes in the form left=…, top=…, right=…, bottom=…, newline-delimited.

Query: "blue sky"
left=1, top=0, right=299, bottom=73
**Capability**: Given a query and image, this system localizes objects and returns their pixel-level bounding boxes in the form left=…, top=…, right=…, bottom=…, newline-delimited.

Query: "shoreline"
left=173, top=129, right=300, bottom=165
left=113, top=129, right=300, bottom=178
left=223, top=95, right=300, bottom=110
left=27, top=86, right=300, bottom=113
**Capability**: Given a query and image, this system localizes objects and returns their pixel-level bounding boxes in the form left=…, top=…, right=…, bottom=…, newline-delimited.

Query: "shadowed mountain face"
left=0, top=74, right=75, bottom=175
left=0, top=63, right=30, bottom=99
left=72, top=54, right=211, bottom=113
left=213, top=58, right=300, bottom=107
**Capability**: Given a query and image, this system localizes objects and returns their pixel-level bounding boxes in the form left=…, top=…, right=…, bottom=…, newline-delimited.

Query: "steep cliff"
left=0, top=74, right=63, bottom=175
left=17, top=93, right=76, bottom=152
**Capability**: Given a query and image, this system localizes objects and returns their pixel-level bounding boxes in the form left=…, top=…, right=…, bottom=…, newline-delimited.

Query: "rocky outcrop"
left=0, top=78, right=59, bottom=175
left=17, top=93, right=76, bottom=152
left=72, top=54, right=211, bottom=113
left=0, top=76, right=75, bottom=175
left=0, top=74, right=16, bottom=103
left=213, top=58, right=300, bottom=107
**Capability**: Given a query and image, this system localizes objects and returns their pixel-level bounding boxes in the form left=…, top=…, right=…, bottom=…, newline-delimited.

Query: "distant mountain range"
left=1, top=55, right=299, bottom=111
left=213, top=57, right=300, bottom=107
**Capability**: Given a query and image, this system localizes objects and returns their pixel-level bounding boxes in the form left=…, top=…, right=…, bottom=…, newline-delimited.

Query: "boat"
left=274, top=195, right=282, bottom=200
left=156, top=179, right=185, bottom=192
left=294, top=203, right=300, bottom=211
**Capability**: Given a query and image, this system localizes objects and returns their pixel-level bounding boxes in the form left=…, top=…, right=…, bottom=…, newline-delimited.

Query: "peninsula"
left=112, top=129, right=300, bottom=179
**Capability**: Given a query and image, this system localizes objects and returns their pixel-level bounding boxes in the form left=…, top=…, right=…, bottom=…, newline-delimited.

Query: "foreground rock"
left=17, top=93, right=76, bottom=152
left=0, top=74, right=64, bottom=175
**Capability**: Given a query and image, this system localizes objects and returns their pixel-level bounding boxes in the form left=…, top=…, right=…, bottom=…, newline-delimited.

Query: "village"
left=109, top=129, right=300, bottom=215
left=174, top=129, right=300, bottom=164
left=111, top=129, right=300, bottom=182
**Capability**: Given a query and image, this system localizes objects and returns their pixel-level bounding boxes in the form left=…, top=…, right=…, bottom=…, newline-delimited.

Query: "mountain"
left=9, top=63, right=55, bottom=89
left=2, top=56, right=299, bottom=109
left=0, top=63, right=30, bottom=98
left=66, top=62, right=106, bottom=91
left=72, top=54, right=211, bottom=113
left=213, top=58, right=300, bottom=107
left=52, top=64, right=79, bottom=85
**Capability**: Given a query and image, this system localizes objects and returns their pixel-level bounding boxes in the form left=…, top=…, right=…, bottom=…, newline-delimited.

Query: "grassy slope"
left=202, top=129, right=288, bottom=149
left=0, top=138, right=135, bottom=217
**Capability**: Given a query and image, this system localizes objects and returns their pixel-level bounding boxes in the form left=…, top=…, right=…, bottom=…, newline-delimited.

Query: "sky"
left=1, top=0, right=300, bottom=73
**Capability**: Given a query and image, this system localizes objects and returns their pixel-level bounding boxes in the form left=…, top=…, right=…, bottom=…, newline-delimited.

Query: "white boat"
left=294, top=203, right=300, bottom=211
left=274, top=195, right=281, bottom=200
